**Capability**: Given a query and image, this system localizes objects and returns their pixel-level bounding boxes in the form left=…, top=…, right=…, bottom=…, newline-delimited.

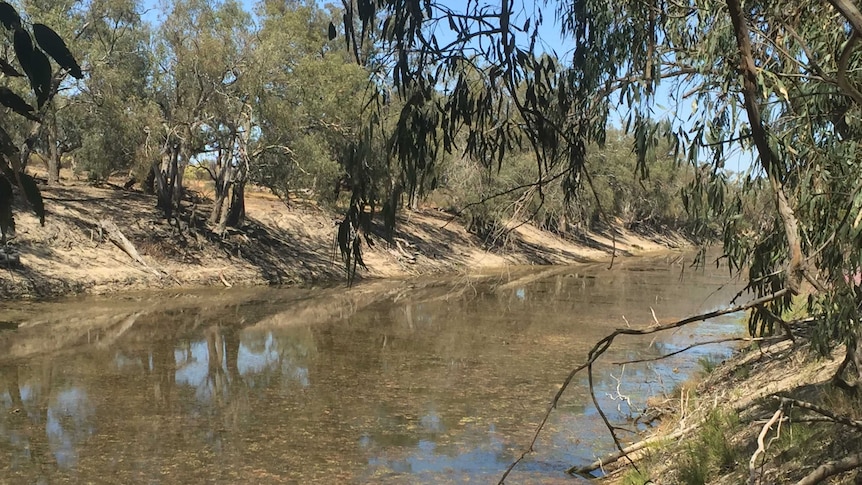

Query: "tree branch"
left=497, top=288, right=790, bottom=483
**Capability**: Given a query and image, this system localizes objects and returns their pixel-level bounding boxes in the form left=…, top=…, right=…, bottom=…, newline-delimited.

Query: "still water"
left=0, top=253, right=744, bottom=484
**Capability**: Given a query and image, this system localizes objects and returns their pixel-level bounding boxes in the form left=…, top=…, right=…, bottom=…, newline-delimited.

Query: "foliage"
left=335, top=0, right=862, bottom=382
left=0, top=1, right=81, bottom=237
left=436, top=128, right=697, bottom=246
left=620, top=467, right=653, bottom=485
left=677, top=408, right=740, bottom=483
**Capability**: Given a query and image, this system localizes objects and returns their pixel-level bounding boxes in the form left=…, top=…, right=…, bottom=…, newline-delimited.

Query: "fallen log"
left=796, top=452, right=862, bottom=485
left=568, top=425, right=695, bottom=476
left=97, top=219, right=179, bottom=283
left=98, top=219, right=148, bottom=267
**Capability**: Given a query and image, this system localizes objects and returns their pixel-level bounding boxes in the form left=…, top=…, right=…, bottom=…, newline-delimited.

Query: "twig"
left=497, top=288, right=789, bottom=483
left=749, top=406, right=784, bottom=484
left=611, top=335, right=789, bottom=365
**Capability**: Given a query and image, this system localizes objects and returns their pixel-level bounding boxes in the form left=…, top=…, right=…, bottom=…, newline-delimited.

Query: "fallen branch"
left=777, top=396, right=862, bottom=431
left=498, top=288, right=789, bottom=483
left=99, top=219, right=148, bottom=268
left=749, top=406, right=785, bottom=484
left=98, top=219, right=180, bottom=283
left=795, top=452, right=862, bottom=485
left=219, top=271, right=232, bottom=288
left=568, top=425, right=697, bottom=475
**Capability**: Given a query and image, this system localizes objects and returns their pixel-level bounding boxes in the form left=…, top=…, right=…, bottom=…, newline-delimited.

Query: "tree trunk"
left=154, top=141, right=185, bottom=221
left=46, top=119, right=60, bottom=185
left=208, top=151, right=232, bottom=226
left=153, top=152, right=171, bottom=217
left=226, top=180, right=245, bottom=227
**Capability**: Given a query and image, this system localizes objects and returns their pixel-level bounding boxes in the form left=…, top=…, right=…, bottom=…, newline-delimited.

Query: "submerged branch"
left=498, top=288, right=789, bottom=483
left=610, top=335, right=789, bottom=365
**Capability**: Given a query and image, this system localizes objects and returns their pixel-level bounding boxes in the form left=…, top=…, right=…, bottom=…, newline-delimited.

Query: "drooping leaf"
left=13, top=29, right=52, bottom=106
left=0, top=125, right=20, bottom=171
left=31, top=48, right=52, bottom=108
left=0, top=1, right=19, bottom=30
left=0, top=86, right=39, bottom=121
left=33, top=23, right=83, bottom=80
left=0, top=57, right=24, bottom=77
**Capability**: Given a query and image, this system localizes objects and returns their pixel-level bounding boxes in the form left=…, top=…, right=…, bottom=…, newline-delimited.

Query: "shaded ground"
left=0, top=176, right=685, bottom=299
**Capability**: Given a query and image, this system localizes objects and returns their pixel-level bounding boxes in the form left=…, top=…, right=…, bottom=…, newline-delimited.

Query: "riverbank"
left=594, top=335, right=862, bottom=484
left=0, top=179, right=687, bottom=300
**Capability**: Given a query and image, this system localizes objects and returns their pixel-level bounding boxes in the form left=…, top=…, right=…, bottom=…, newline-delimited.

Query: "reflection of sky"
left=238, top=332, right=278, bottom=376
left=367, top=425, right=508, bottom=475
left=47, top=388, right=94, bottom=469
left=174, top=341, right=212, bottom=401
left=172, top=332, right=311, bottom=403
left=113, top=353, right=144, bottom=371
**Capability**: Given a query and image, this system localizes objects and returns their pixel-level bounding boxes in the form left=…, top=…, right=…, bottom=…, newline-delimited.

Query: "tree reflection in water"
left=0, top=257, right=744, bottom=482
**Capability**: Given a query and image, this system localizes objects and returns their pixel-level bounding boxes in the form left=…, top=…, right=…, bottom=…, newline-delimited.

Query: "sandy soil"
left=0, top=176, right=685, bottom=299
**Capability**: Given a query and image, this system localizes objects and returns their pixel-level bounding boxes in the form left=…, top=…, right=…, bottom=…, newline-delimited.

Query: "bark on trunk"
left=726, top=0, right=812, bottom=294
left=46, top=121, right=60, bottom=185
left=226, top=181, right=245, bottom=228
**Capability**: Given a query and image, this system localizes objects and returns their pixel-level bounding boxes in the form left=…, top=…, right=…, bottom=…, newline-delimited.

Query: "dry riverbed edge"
left=0, top=181, right=685, bottom=299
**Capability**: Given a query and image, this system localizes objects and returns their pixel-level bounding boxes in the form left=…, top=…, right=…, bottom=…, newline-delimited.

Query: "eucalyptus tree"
left=70, top=0, right=156, bottom=184
left=335, top=0, right=862, bottom=384
left=251, top=0, right=370, bottom=201
left=146, top=0, right=254, bottom=224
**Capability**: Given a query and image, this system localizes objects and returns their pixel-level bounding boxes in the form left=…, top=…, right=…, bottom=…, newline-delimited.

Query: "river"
left=0, top=253, right=744, bottom=483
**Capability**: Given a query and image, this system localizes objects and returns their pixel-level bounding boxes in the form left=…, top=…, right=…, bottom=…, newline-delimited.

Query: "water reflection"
left=0, top=254, right=743, bottom=483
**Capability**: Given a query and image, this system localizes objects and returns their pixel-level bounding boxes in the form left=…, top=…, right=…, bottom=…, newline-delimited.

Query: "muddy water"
left=0, top=254, right=744, bottom=484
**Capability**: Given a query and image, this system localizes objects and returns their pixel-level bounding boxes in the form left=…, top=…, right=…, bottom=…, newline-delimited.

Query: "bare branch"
left=777, top=396, right=862, bottom=430
left=749, top=406, right=785, bottom=484
left=498, top=288, right=789, bottom=483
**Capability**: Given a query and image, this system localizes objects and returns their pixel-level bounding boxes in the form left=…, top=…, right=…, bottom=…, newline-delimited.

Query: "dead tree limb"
left=98, top=219, right=176, bottom=282
left=497, top=288, right=789, bottom=483
left=568, top=425, right=697, bottom=475
left=795, top=452, right=862, bottom=485
left=749, top=406, right=785, bottom=484
left=777, top=396, right=862, bottom=430
left=98, top=219, right=148, bottom=268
